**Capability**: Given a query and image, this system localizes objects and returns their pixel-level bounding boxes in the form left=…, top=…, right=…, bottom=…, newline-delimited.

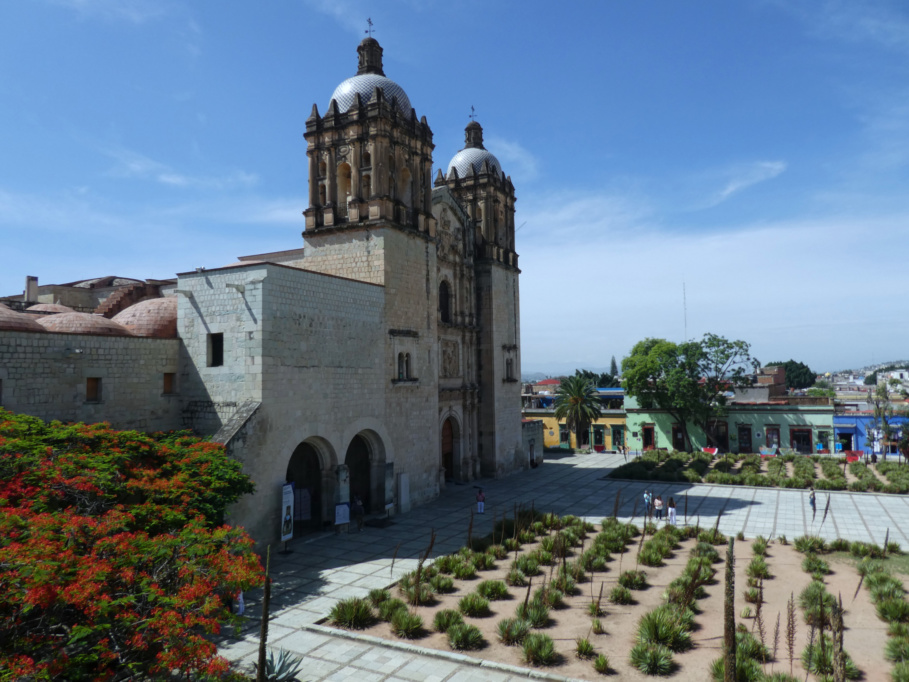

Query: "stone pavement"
left=221, top=452, right=909, bottom=679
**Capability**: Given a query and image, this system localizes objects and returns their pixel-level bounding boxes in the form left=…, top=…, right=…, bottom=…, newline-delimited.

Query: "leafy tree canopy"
left=0, top=410, right=262, bottom=679
left=573, top=368, right=620, bottom=388
left=764, top=359, right=815, bottom=390
left=622, top=334, right=757, bottom=449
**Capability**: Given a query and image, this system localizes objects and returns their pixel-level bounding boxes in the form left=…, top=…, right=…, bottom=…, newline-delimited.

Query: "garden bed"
left=324, top=511, right=903, bottom=680
left=609, top=450, right=905, bottom=493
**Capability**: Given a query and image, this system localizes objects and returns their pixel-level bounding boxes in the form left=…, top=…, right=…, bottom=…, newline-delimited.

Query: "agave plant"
left=253, top=648, right=305, bottom=682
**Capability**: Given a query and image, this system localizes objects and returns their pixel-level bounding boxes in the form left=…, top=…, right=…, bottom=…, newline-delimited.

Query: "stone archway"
left=344, top=431, right=387, bottom=514
left=441, top=415, right=461, bottom=481
left=286, top=442, right=323, bottom=532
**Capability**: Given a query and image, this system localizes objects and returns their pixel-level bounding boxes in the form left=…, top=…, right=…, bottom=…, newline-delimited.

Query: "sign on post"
left=280, top=483, right=294, bottom=542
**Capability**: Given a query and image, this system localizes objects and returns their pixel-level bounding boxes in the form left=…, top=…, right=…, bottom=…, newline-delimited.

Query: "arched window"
left=319, top=160, right=327, bottom=177
left=397, top=353, right=405, bottom=380
left=362, top=150, right=371, bottom=167
left=439, top=280, right=451, bottom=324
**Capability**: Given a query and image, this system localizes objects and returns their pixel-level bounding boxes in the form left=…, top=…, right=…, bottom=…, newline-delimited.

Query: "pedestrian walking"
left=654, top=495, right=664, bottom=521
left=808, top=487, right=816, bottom=518
left=643, top=489, right=651, bottom=517
left=476, top=488, right=485, bottom=514
left=667, top=497, right=677, bottom=526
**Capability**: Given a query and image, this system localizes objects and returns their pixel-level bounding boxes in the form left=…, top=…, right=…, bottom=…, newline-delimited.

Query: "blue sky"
left=2, top=0, right=908, bottom=374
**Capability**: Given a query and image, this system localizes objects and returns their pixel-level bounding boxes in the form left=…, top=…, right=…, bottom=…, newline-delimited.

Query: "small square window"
left=86, top=377, right=102, bottom=402
left=208, top=333, right=224, bottom=367
left=163, top=373, right=176, bottom=395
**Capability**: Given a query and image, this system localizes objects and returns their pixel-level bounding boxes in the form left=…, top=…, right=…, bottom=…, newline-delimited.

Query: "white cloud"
left=517, top=191, right=909, bottom=373
left=102, top=147, right=258, bottom=190
left=704, top=161, right=787, bottom=208
left=486, top=136, right=540, bottom=183
left=47, top=0, right=169, bottom=24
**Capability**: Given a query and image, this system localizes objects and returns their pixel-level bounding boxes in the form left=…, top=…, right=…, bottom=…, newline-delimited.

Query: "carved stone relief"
left=441, top=339, right=460, bottom=378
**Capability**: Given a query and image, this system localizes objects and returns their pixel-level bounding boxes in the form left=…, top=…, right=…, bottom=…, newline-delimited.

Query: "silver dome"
left=447, top=147, right=502, bottom=179
left=329, top=74, right=412, bottom=115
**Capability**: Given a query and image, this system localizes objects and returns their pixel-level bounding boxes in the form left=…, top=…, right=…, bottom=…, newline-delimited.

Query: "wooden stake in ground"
left=467, top=509, right=474, bottom=549
left=724, top=536, right=736, bottom=682
left=256, top=545, right=271, bottom=682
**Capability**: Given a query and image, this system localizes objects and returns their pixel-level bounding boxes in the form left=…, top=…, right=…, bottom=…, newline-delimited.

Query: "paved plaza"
left=222, top=452, right=909, bottom=680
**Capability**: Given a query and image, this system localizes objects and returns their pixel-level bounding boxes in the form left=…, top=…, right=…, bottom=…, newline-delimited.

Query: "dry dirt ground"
left=358, top=531, right=893, bottom=681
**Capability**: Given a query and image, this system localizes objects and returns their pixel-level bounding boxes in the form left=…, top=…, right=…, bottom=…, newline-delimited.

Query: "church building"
left=0, top=38, right=524, bottom=544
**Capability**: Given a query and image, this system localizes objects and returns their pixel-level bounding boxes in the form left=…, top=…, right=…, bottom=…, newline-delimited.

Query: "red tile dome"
left=0, top=304, right=48, bottom=332
left=27, top=303, right=75, bottom=313
left=35, top=312, right=133, bottom=336
left=112, top=297, right=177, bottom=338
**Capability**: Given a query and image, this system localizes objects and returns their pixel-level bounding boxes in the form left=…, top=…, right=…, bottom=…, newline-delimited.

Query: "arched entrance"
left=441, top=416, right=460, bottom=481
left=286, top=442, right=322, bottom=532
left=346, top=435, right=371, bottom=511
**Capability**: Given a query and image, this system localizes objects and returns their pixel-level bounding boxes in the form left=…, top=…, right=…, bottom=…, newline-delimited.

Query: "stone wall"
left=0, top=330, right=180, bottom=431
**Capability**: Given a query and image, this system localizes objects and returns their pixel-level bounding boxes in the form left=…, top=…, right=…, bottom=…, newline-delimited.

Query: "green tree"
left=869, top=384, right=895, bottom=461
left=765, top=359, right=815, bottom=389
left=553, top=376, right=602, bottom=450
left=622, top=334, right=756, bottom=451
left=610, top=355, right=619, bottom=377
left=573, top=368, right=619, bottom=388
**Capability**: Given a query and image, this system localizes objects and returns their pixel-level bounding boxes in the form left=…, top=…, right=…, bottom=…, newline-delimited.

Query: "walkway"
left=221, top=452, right=909, bottom=679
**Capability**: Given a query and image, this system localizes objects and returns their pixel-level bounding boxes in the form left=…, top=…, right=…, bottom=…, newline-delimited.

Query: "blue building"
left=834, top=413, right=909, bottom=454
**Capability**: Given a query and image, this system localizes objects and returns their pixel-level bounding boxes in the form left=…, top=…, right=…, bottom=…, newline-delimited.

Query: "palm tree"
left=553, top=376, right=602, bottom=451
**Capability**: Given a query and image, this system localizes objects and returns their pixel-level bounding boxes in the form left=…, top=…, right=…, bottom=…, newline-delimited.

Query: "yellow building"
left=521, top=386, right=626, bottom=451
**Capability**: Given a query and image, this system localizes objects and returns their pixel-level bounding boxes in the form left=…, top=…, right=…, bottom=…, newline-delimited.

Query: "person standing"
left=643, top=490, right=651, bottom=517
left=476, top=488, right=485, bottom=514
left=808, top=487, right=816, bottom=516
left=654, top=495, right=664, bottom=521
left=667, top=497, right=677, bottom=526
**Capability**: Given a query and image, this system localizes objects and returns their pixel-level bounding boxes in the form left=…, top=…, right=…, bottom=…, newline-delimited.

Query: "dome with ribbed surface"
left=27, top=303, right=75, bottom=314
left=0, top=303, right=47, bottom=332
left=330, top=74, right=411, bottom=115
left=112, top=297, right=177, bottom=338
left=446, top=121, right=503, bottom=179
left=36, top=312, right=133, bottom=336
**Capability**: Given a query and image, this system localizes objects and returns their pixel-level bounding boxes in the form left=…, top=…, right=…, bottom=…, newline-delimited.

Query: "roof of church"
left=27, top=303, right=75, bottom=314
left=0, top=303, right=47, bottom=333
left=35, top=312, right=133, bottom=336
left=112, top=297, right=177, bottom=338
left=446, top=121, right=503, bottom=179
left=329, top=37, right=412, bottom=115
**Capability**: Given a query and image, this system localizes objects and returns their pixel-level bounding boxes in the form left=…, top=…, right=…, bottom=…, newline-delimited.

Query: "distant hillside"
left=521, top=371, right=551, bottom=383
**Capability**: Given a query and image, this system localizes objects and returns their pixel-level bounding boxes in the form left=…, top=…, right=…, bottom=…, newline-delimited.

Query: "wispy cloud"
left=770, top=0, right=909, bottom=54
left=703, top=160, right=787, bottom=208
left=486, top=136, right=540, bottom=183
left=103, top=147, right=258, bottom=190
left=47, top=0, right=169, bottom=24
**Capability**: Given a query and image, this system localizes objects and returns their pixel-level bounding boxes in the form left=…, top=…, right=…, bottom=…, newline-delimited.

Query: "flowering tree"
left=0, top=409, right=262, bottom=680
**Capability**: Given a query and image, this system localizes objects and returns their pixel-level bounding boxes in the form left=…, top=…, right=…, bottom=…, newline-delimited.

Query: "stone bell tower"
left=436, top=121, right=522, bottom=477
left=303, top=37, right=435, bottom=234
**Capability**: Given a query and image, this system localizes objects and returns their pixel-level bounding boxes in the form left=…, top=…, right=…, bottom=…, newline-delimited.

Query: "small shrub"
left=692, top=541, right=721, bottom=563
left=536, top=585, right=564, bottom=608
left=709, top=655, right=763, bottom=682
left=513, top=554, right=541, bottom=576
left=523, top=632, right=557, bottom=666
left=515, top=601, right=550, bottom=628
left=401, top=582, right=434, bottom=606
left=794, top=535, right=827, bottom=554
left=497, top=617, right=530, bottom=645
left=506, top=568, right=527, bottom=586
left=878, top=598, right=909, bottom=624
left=736, top=531, right=745, bottom=541
left=828, top=538, right=850, bottom=552
left=504, top=537, right=521, bottom=551
left=592, top=617, right=605, bottom=634
left=452, top=561, right=477, bottom=580
left=390, top=609, right=424, bottom=639
left=609, top=585, right=634, bottom=605
left=486, top=544, right=508, bottom=559
left=752, top=535, right=768, bottom=556
left=458, top=593, right=491, bottom=617
left=477, top=579, right=509, bottom=601
left=447, top=623, right=484, bottom=650
left=741, top=606, right=752, bottom=618
left=429, top=574, right=455, bottom=594
left=801, top=553, right=830, bottom=575
left=619, top=569, right=648, bottom=590
left=697, top=528, right=727, bottom=545
left=629, top=642, right=674, bottom=675
left=744, top=587, right=762, bottom=604
left=593, top=652, right=610, bottom=674
left=378, top=598, right=407, bottom=622
left=367, top=588, right=390, bottom=606
left=588, top=600, right=603, bottom=617
left=433, top=609, right=463, bottom=633
left=777, top=534, right=788, bottom=545
left=799, top=581, right=835, bottom=627
left=433, top=554, right=457, bottom=574
left=636, top=607, right=692, bottom=652
left=746, top=556, right=771, bottom=580
left=638, top=546, right=665, bottom=567
left=576, top=636, right=595, bottom=659
left=329, top=597, right=374, bottom=629
left=471, top=552, right=497, bottom=571
left=887, top=636, right=909, bottom=663
left=801, top=634, right=861, bottom=679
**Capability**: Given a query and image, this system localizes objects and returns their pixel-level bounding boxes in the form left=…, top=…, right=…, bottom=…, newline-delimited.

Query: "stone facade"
left=0, top=37, right=523, bottom=547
